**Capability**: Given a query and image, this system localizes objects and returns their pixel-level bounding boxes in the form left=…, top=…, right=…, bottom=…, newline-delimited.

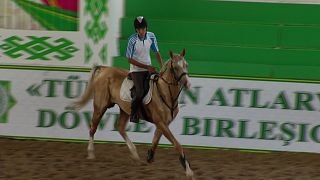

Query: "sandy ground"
left=1, top=138, right=320, bottom=180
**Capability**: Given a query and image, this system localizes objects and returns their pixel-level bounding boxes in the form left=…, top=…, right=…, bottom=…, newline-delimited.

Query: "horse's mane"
left=159, top=59, right=171, bottom=74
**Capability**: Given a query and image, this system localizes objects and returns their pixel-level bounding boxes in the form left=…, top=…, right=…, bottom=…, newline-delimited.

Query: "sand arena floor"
left=1, top=138, right=320, bottom=180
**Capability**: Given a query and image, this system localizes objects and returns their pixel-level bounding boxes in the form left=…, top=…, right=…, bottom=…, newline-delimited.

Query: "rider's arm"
left=150, top=33, right=163, bottom=69
left=155, top=51, right=163, bottom=69
left=128, top=58, right=155, bottom=73
left=128, top=58, right=151, bottom=69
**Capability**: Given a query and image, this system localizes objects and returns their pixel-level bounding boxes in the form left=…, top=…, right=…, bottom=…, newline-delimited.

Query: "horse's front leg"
left=156, top=121, right=196, bottom=180
left=147, top=127, right=162, bottom=163
left=148, top=118, right=175, bottom=163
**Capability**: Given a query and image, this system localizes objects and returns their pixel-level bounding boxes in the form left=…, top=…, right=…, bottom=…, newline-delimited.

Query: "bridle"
left=156, top=59, right=189, bottom=119
left=159, top=59, right=188, bottom=85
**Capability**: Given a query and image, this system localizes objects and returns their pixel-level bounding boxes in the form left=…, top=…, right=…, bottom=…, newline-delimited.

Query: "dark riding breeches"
left=130, top=71, right=149, bottom=116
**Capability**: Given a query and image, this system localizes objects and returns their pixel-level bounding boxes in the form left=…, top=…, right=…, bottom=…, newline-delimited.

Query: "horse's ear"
left=180, top=48, right=186, bottom=57
left=169, top=49, right=174, bottom=59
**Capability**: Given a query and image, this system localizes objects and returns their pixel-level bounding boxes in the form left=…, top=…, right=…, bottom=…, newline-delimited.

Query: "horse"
left=72, top=49, right=195, bottom=179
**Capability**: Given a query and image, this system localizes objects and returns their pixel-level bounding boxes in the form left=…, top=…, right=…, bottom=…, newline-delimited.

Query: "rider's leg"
left=130, top=71, right=147, bottom=123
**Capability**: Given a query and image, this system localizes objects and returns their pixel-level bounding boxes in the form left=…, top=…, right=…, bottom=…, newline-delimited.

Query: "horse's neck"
left=157, top=68, right=180, bottom=102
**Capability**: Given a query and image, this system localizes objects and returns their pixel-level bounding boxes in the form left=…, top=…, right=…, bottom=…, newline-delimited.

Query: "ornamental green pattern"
left=85, top=43, right=93, bottom=64
left=0, top=81, right=17, bottom=123
left=0, top=36, right=79, bottom=61
left=85, top=0, right=108, bottom=44
left=99, top=44, right=108, bottom=64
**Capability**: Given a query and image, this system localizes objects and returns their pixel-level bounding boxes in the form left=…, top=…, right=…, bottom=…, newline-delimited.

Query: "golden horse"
left=72, top=49, right=195, bottom=179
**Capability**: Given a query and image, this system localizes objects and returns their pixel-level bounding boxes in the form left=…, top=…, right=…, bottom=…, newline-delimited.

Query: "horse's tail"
left=71, top=65, right=101, bottom=110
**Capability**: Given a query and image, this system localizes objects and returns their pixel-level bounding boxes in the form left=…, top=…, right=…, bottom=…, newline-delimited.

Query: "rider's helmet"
left=134, top=16, right=148, bottom=30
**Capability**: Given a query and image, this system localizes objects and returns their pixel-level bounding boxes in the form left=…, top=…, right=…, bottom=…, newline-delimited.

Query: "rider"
left=126, top=16, right=163, bottom=123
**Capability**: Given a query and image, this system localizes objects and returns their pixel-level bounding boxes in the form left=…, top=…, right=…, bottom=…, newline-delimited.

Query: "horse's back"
left=97, top=66, right=128, bottom=80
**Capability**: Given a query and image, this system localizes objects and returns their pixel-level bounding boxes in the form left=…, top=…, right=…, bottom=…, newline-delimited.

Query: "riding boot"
left=130, top=97, right=139, bottom=123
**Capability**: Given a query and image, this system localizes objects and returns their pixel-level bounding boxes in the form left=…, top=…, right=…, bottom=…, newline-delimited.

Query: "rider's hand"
left=147, top=66, right=156, bottom=73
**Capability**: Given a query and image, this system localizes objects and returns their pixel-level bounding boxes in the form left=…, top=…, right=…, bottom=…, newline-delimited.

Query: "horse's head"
left=161, top=49, right=191, bottom=90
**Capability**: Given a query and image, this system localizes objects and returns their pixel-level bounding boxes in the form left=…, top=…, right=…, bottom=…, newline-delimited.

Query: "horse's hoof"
left=130, top=153, right=140, bottom=162
left=87, top=155, right=95, bottom=160
left=186, top=171, right=196, bottom=180
left=147, top=149, right=154, bottom=163
left=87, top=151, right=96, bottom=159
left=147, top=158, right=154, bottom=163
left=129, top=155, right=143, bottom=165
left=186, top=175, right=196, bottom=180
left=186, top=165, right=196, bottom=180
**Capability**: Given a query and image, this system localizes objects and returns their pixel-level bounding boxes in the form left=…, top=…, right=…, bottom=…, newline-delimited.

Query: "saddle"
left=120, top=73, right=158, bottom=123
left=120, top=73, right=158, bottom=104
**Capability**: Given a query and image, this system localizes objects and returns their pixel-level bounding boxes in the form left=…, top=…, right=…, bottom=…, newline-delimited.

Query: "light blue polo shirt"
left=126, top=32, right=159, bottom=72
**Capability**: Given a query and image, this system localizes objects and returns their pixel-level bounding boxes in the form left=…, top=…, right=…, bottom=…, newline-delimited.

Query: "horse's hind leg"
left=87, top=88, right=111, bottom=159
left=117, top=109, right=140, bottom=162
left=87, top=105, right=107, bottom=159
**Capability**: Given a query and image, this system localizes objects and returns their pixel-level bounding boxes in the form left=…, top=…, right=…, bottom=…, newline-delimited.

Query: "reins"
left=155, top=59, right=187, bottom=119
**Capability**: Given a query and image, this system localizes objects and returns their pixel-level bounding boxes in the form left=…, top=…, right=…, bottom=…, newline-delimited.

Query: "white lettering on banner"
left=1, top=68, right=320, bottom=153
